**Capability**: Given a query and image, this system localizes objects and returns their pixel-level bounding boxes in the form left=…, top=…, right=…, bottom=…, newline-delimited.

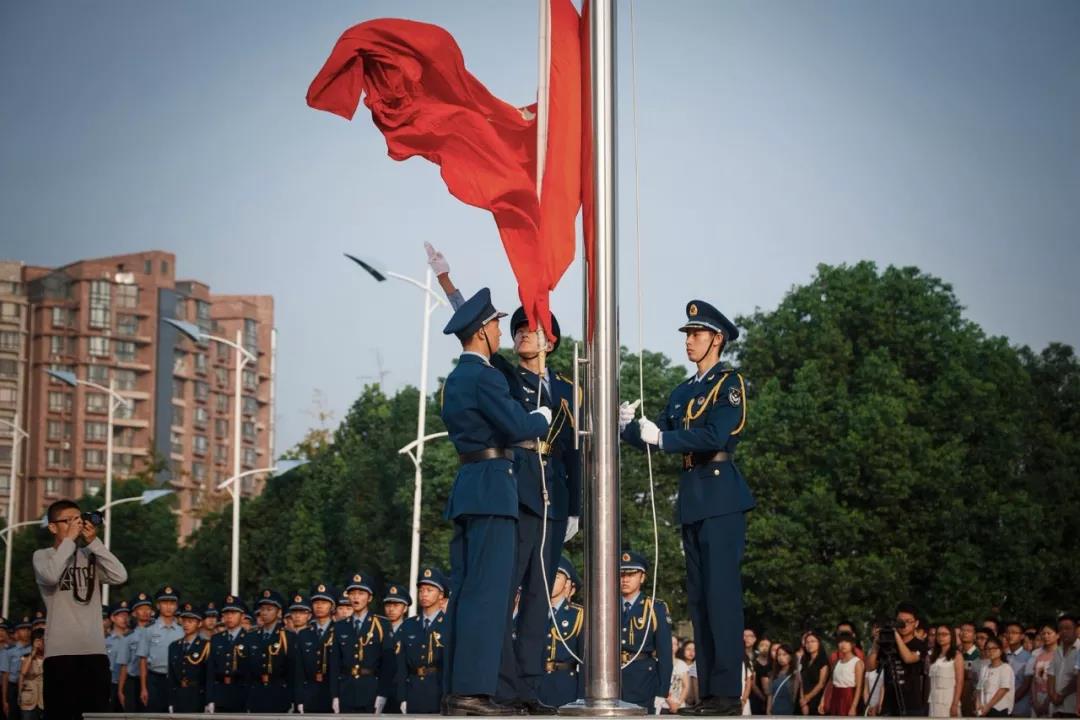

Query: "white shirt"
left=978, top=663, right=1015, bottom=713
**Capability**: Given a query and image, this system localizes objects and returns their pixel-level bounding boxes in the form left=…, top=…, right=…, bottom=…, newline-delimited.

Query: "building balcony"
left=113, top=416, right=150, bottom=429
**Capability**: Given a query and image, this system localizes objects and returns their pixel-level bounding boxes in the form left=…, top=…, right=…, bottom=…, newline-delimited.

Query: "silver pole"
left=563, top=0, right=641, bottom=714
left=102, top=380, right=116, bottom=605
left=407, top=269, right=435, bottom=617
left=230, top=329, right=244, bottom=596
left=2, top=413, right=22, bottom=617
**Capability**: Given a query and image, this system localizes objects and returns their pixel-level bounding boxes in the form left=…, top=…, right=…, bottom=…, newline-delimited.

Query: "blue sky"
left=2, top=0, right=1078, bottom=451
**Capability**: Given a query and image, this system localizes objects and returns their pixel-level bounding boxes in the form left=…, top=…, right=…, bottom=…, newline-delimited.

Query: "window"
left=242, top=396, right=257, bottom=415
left=170, top=432, right=183, bottom=456
left=216, top=341, right=229, bottom=361
left=85, top=393, right=108, bottom=413
left=49, top=336, right=66, bottom=356
left=115, top=341, right=136, bottom=362
left=0, top=446, right=10, bottom=463
left=114, top=369, right=136, bottom=391
left=215, top=393, right=228, bottom=413
left=87, top=364, right=108, bottom=384
left=50, top=307, right=69, bottom=328
left=243, top=318, right=258, bottom=354
left=88, top=306, right=110, bottom=329
left=44, top=477, right=63, bottom=496
left=84, top=421, right=108, bottom=442
left=0, top=281, right=21, bottom=296
left=46, top=448, right=71, bottom=469
left=0, top=331, right=19, bottom=351
left=214, top=419, right=227, bottom=437
left=0, top=387, right=16, bottom=404
left=0, top=303, right=20, bottom=321
left=160, top=260, right=169, bottom=275
left=173, top=351, right=186, bottom=374
left=194, top=406, right=209, bottom=427
left=193, top=462, right=207, bottom=482
left=47, top=391, right=72, bottom=412
left=214, top=367, right=228, bottom=386
left=195, top=381, right=209, bottom=401
left=88, top=336, right=110, bottom=357
left=47, top=420, right=72, bottom=441
left=117, top=314, right=139, bottom=336
left=144, top=259, right=152, bottom=275
left=114, top=401, right=134, bottom=420
left=214, top=444, right=227, bottom=463
left=242, top=370, right=257, bottom=390
left=115, top=284, right=138, bottom=308
left=89, top=280, right=110, bottom=307
left=84, top=448, right=105, bottom=469
left=115, top=454, right=133, bottom=473
left=194, top=435, right=208, bottom=456
left=0, top=474, right=8, bottom=492
left=172, top=404, right=185, bottom=426
left=84, top=478, right=103, bottom=497
left=242, top=447, right=257, bottom=467
left=117, top=428, right=137, bottom=447
left=242, top=421, right=256, bottom=440
left=172, top=378, right=186, bottom=400
left=0, top=359, right=16, bottom=378
left=195, top=353, right=207, bottom=373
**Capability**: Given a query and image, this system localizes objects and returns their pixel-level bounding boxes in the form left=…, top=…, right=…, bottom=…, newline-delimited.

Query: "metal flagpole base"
left=559, top=699, right=648, bottom=716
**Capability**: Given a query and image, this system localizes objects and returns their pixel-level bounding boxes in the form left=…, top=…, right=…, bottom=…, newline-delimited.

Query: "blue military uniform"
left=246, top=589, right=294, bottom=713
left=383, top=582, right=411, bottom=714
left=396, top=567, right=449, bottom=714
left=120, top=592, right=152, bottom=711
left=167, top=602, right=209, bottom=713
left=201, top=601, right=219, bottom=640
left=622, top=300, right=753, bottom=709
left=205, top=595, right=250, bottom=712
left=439, top=289, right=551, bottom=704
left=105, top=600, right=131, bottom=710
left=330, top=574, right=396, bottom=712
left=618, top=551, right=674, bottom=709
left=3, top=617, right=31, bottom=717
left=292, top=584, right=336, bottom=713
left=537, top=557, right=585, bottom=708
left=137, top=586, right=184, bottom=712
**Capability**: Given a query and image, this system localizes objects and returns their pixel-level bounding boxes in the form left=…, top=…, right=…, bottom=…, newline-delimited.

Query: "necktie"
left=423, top=617, right=430, bottom=631
left=623, top=601, right=632, bottom=622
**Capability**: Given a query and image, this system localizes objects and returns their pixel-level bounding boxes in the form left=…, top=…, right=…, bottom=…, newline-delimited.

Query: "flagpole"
left=561, top=0, right=643, bottom=714
left=536, top=0, right=550, bottom=197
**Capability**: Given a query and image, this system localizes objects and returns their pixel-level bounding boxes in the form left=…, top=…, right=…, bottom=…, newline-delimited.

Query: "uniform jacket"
left=291, top=622, right=335, bottom=706
left=205, top=628, right=249, bottom=704
left=167, top=635, right=209, bottom=710
left=329, top=612, right=396, bottom=705
left=620, top=593, right=673, bottom=703
left=395, top=610, right=448, bottom=708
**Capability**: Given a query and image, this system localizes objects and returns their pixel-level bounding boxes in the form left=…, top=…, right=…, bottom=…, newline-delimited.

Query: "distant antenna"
left=357, top=349, right=391, bottom=386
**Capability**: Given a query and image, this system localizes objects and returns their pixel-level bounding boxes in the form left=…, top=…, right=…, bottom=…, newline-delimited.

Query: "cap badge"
left=317, top=584, right=326, bottom=592
left=423, top=569, right=432, bottom=578
left=353, top=574, right=361, bottom=582
left=263, top=590, right=271, bottom=598
left=294, top=595, right=302, bottom=603
left=622, top=552, right=630, bottom=562
left=688, top=304, right=698, bottom=317
left=165, top=586, right=173, bottom=594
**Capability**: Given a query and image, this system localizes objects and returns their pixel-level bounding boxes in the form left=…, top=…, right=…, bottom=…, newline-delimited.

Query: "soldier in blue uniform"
left=618, top=551, right=673, bottom=712
left=105, top=600, right=131, bottom=710
left=382, top=582, right=410, bottom=714
left=201, top=602, right=219, bottom=640
left=245, top=589, right=293, bottom=713
left=118, top=591, right=152, bottom=710
left=205, top=594, right=250, bottom=713
left=167, top=602, right=209, bottom=713
left=438, top=286, right=553, bottom=716
left=1, top=616, right=30, bottom=720
left=336, top=592, right=354, bottom=622
left=330, top=573, right=395, bottom=713
left=537, top=557, right=585, bottom=709
left=621, top=300, right=753, bottom=717
left=288, top=592, right=313, bottom=634
left=428, top=245, right=577, bottom=713
left=396, top=566, right=449, bottom=714
left=138, top=586, right=184, bottom=712
left=292, top=584, right=336, bottom=714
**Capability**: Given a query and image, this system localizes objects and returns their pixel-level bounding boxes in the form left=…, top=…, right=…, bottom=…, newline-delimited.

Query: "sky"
left=2, top=0, right=1078, bottom=452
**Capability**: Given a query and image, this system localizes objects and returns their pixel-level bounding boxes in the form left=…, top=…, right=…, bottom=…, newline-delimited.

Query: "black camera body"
left=876, top=620, right=906, bottom=651
left=81, top=510, right=104, bottom=526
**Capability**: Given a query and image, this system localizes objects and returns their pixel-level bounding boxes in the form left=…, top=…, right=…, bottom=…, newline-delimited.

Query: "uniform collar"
left=228, top=628, right=241, bottom=640
left=693, top=360, right=723, bottom=383
left=422, top=608, right=441, bottom=624
left=622, top=592, right=641, bottom=607
left=552, top=598, right=565, bottom=612
left=460, top=351, right=491, bottom=367
left=353, top=610, right=369, bottom=626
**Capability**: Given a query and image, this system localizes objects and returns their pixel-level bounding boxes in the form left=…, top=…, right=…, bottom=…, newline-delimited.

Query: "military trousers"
left=446, top=514, right=518, bottom=697
left=681, top=512, right=747, bottom=701
left=146, top=671, right=170, bottom=713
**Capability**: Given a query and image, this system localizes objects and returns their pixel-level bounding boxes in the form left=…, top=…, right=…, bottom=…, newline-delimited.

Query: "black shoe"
left=517, top=699, right=559, bottom=715
left=677, top=697, right=743, bottom=716
left=443, top=694, right=523, bottom=716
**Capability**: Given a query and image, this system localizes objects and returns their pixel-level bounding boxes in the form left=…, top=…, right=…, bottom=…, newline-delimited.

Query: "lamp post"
left=162, top=318, right=259, bottom=597
left=0, top=415, right=28, bottom=617
left=45, top=370, right=132, bottom=604
left=346, top=254, right=447, bottom=616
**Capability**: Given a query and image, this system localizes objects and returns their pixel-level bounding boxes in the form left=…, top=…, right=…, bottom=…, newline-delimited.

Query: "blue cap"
left=221, top=594, right=247, bottom=614
left=288, top=592, right=312, bottom=612
left=509, top=307, right=562, bottom=353
left=109, top=600, right=131, bottom=618
left=310, top=583, right=337, bottom=605
left=678, top=300, right=739, bottom=341
left=620, top=550, right=648, bottom=573
left=256, top=589, right=285, bottom=610
left=202, top=601, right=219, bottom=618
left=416, top=566, right=448, bottom=594
left=383, top=583, right=411, bottom=607
left=31, top=610, right=46, bottom=627
left=178, top=602, right=203, bottom=620
left=442, top=288, right=506, bottom=340
left=344, top=572, right=374, bottom=594
left=15, top=615, right=32, bottom=630
left=556, top=556, right=581, bottom=587
left=0, top=617, right=10, bottom=632
left=130, top=592, right=152, bottom=610
left=155, top=585, right=179, bottom=603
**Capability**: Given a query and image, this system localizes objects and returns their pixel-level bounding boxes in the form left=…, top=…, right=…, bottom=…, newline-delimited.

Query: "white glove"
left=332, top=697, right=341, bottom=714
left=297, top=705, right=304, bottom=714
left=205, top=703, right=215, bottom=714
left=618, top=399, right=640, bottom=432
left=400, top=702, right=407, bottom=713
left=169, top=706, right=174, bottom=715
left=374, top=695, right=387, bottom=714
left=564, top=516, right=580, bottom=542
left=425, top=242, right=450, bottom=276
left=653, top=697, right=666, bottom=714
left=531, top=406, right=552, bottom=425
left=638, top=417, right=661, bottom=446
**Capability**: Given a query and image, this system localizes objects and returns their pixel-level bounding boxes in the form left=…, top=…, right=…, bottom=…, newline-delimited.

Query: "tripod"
left=864, top=647, right=907, bottom=717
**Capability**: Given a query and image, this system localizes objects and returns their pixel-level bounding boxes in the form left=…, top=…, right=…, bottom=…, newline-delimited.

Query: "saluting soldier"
left=138, top=586, right=184, bottom=712
left=396, top=566, right=450, bottom=714
left=618, top=551, right=674, bottom=712
left=167, top=602, right=210, bottom=713
left=245, top=589, right=293, bottom=713
left=292, top=583, right=337, bottom=714
left=205, top=594, right=250, bottom=713
left=118, top=592, right=152, bottom=710
left=330, top=573, right=396, bottom=713
left=382, top=582, right=410, bottom=714
left=537, top=557, right=585, bottom=709
left=105, top=600, right=131, bottom=710
left=201, top=602, right=220, bottom=640
left=621, top=301, right=752, bottom=717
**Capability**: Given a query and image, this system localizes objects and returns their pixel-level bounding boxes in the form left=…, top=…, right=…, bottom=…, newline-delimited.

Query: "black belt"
left=683, top=451, right=731, bottom=470
left=410, top=665, right=440, bottom=678
left=621, top=651, right=656, bottom=663
left=458, top=448, right=514, bottom=464
left=512, top=439, right=553, bottom=455
left=544, top=660, right=578, bottom=673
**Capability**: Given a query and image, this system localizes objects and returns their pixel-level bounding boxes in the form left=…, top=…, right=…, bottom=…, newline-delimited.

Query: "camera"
left=876, top=620, right=905, bottom=651
left=81, top=511, right=104, bottom=526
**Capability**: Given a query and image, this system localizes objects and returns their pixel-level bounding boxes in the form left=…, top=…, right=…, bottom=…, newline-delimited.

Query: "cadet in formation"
left=138, top=586, right=184, bottom=712
left=205, top=595, right=249, bottom=713
left=293, top=583, right=337, bottom=714
left=621, top=300, right=752, bottom=717
left=246, top=590, right=292, bottom=713
left=1, top=616, right=31, bottom=719
left=537, top=557, right=584, bottom=710
left=396, top=567, right=449, bottom=714
left=330, top=573, right=395, bottom=713
left=167, top=602, right=209, bottom=713
left=618, top=551, right=674, bottom=712
left=104, top=600, right=130, bottom=710
left=201, top=602, right=219, bottom=640
left=119, top=591, right=152, bottom=710
left=382, top=581, right=410, bottom=714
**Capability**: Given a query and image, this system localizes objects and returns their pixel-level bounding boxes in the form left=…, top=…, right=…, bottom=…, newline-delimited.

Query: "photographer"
left=32, top=500, right=127, bottom=720
left=866, top=603, right=929, bottom=716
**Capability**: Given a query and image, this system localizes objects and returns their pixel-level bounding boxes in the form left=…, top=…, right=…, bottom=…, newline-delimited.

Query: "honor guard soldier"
left=537, top=557, right=584, bottom=709
left=289, top=592, right=313, bottom=633
left=167, top=602, right=209, bottom=713
left=621, top=300, right=752, bottom=717
left=201, top=602, right=219, bottom=639
left=336, top=591, right=354, bottom=622
left=119, top=592, right=152, bottom=710
left=330, top=573, right=395, bottom=713
left=618, top=551, right=673, bottom=712
left=138, top=586, right=184, bottom=712
left=206, top=594, right=250, bottom=713
left=246, top=589, right=293, bottom=713
left=438, top=286, right=552, bottom=715
left=292, top=584, right=337, bottom=714
left=382, top=582, right=410, bottom=714
left=105, top=600, right=131, bottom=710
left=396, top=566, right=449, bottom=714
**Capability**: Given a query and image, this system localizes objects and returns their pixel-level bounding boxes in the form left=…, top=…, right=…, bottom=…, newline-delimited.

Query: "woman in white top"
left=669, top=636, right=691, bottom=713
left=976, top=638, right=1015, bottom=717
left=928, top=624, right=965, bottom=717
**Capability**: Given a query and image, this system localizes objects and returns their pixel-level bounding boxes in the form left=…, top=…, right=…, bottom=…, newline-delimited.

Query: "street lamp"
left=162, top=318, right=258, bottom=596
left=0, top=414, right=28, bottom=617
left=346, top=253, right=447, bottom=616
left=215, top=459, right=307, bottom=592
left=45, top=369, right=132, bottom=604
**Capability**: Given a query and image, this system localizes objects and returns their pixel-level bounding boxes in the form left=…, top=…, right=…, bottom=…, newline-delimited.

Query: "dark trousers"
left=146, top=671, right=170, bottom=712
left=406, top=673, right=444, bottom=714
left=446, top=514, right=518, bottom=697
left=682, top=512, right=747, bottom=701
left=43, top=654, right=111, bottom=720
